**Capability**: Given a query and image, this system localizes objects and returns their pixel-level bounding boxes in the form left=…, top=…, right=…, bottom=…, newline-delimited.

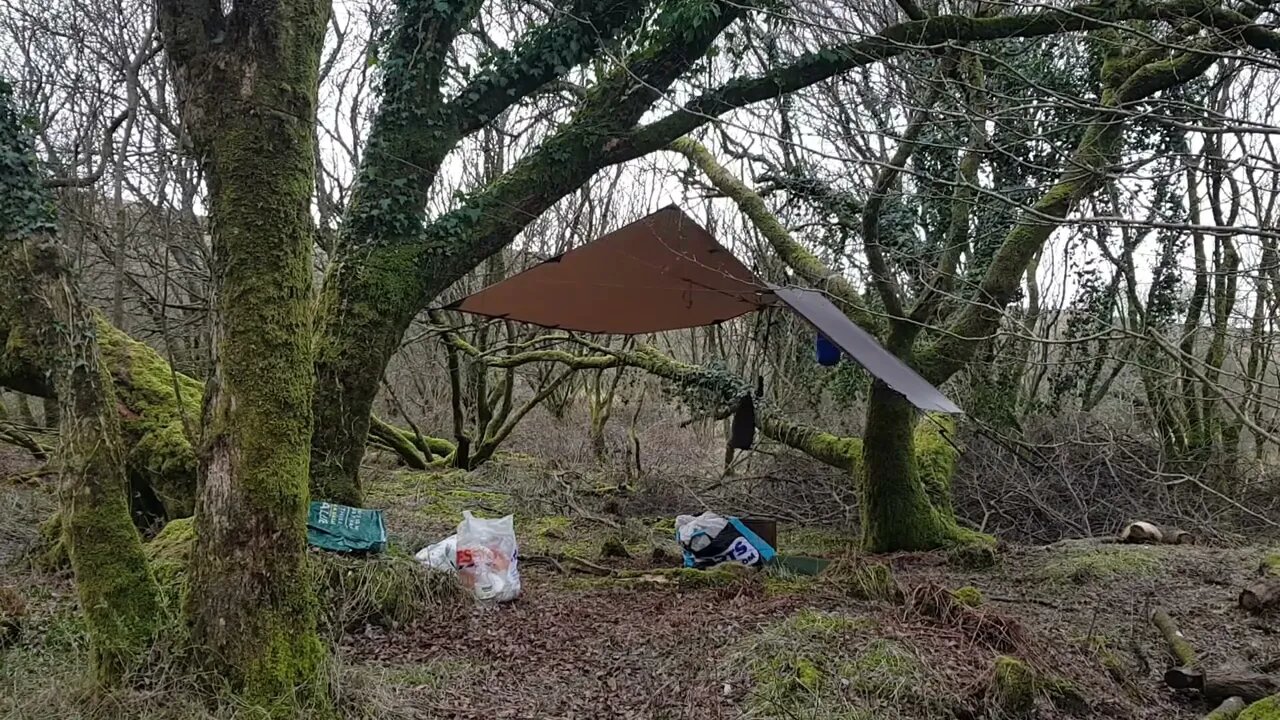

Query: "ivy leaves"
left=0, top=79, right=57, bottom=242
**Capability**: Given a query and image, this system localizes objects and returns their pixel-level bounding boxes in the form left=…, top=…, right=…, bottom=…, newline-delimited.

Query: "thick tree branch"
left=441, top=332, right=867, bottom=471
left=909, top=53, right=989, bottom=326
left=440, top=0, right=648, bottom=139
left=606, top=0, right=1280, bottom=166
left=917, top=40, right=1225, bottom=386
left=426, top=1, right=745, bottom=286
left=862, top=106, right=932, bottom=321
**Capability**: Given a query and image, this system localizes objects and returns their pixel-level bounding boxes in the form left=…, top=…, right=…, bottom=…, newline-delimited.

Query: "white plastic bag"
left=455, top=511, right=521, bottom=603
left=675, top=511, right=727, bottom=552
left=414, top=534, right=458, bottom=572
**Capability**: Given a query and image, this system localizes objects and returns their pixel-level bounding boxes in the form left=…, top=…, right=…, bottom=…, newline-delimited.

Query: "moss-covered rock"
left=96, top=318, right=202, bottom=520
left=1240, top=695, right=1280, bottom=720
left=951, top=585, right=985, bottom=608
left=990, top=656, right=1037, bottom=716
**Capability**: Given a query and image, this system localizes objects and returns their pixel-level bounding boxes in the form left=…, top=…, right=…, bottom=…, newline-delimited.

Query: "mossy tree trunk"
left=0, top=82, right=161, bottom=686
left=860, top=382, right=973, bottom=551
left=156, top=0, right=330, bottom=709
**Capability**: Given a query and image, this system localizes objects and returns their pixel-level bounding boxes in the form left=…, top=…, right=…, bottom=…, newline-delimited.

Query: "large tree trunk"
left=0, top=87, right=160, bottom=686
left=860, top=381, right=977, bottom=552
left=189, top=109, right=327, bottom=709
left=157, top=0, right=330, bottom=708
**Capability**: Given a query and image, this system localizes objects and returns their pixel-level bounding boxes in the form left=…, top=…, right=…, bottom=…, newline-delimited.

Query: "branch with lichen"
left=437, top=329, right=872, bottom=473
left=665, top=137, right=882, bottom=337
left=612, top=0, right=1280, bottom=164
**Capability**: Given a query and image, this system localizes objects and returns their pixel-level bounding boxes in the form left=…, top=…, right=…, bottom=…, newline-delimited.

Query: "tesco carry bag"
left=455, top=511, right=521, bottom=603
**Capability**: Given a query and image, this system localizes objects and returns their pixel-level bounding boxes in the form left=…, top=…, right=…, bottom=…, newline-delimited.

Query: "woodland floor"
left=1, top=445, right=1278, bottom=720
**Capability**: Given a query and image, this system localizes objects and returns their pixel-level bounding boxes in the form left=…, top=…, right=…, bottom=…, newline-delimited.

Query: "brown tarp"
left=448, top=206, right=961, bottom=415
left=446, top=206, right=768, bottom=333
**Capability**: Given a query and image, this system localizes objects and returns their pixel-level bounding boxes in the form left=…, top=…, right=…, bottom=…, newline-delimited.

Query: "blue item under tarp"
left=816, top=333, right=841, bottom=366
left=678, top=516, right=776, bottom=568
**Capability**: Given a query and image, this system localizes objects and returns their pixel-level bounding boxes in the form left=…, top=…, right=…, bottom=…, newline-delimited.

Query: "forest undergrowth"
left=3, top=434, right=1279, bottom=720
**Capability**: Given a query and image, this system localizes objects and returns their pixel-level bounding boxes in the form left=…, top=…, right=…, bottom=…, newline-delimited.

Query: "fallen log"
left=1240, top=580, right=1280, bottom=615
left=1120, top=521, right=1163, bottom=544
left=1204, top=697, right=1246, bottom=720
left=1165, top=668, right=1280, bottom=704
left=1153, top=608, right=1198, bottom=667
left=1119, top=521, right=1195, bottom=545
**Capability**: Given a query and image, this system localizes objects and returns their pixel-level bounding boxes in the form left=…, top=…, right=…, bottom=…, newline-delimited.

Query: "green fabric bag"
left=307, top=501, right=387, bottom=553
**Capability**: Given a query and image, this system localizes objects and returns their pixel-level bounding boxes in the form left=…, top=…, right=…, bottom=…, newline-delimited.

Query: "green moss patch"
left=1038, top=547, right=1162, bottom=583
left=989, top=656, right=1036, bottom=716
left=365, top=469, right=512, bottom=547
left=949, top=541, right=999, bottom=569
left=762, top=566, right=819, bottom=597
left=777, top=526, right=853, bottom=558
left=730, top=608, right=947, bottom=719
left=1240, top=695, right=1280, bottom=720
left=820, top=556, right=902, bottom=603
left=96, top=318, right=203, bottom=518
left=984, top=654, right=1086, bottom=717
left=314, top=551, right=461, bottom=632
left=144, top=517, right=194, bottom=603
left=951, top=586, right=984, bottom=608
left=1261, top=551, right=1280, bottom=578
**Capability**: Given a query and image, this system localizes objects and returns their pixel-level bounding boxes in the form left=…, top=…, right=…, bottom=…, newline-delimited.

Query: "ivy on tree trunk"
left=0, top=80, right=161, bottom=687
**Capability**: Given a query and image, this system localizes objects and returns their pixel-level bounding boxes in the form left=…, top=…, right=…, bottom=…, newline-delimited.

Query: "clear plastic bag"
left=455, top=511, right=521, bottom=603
